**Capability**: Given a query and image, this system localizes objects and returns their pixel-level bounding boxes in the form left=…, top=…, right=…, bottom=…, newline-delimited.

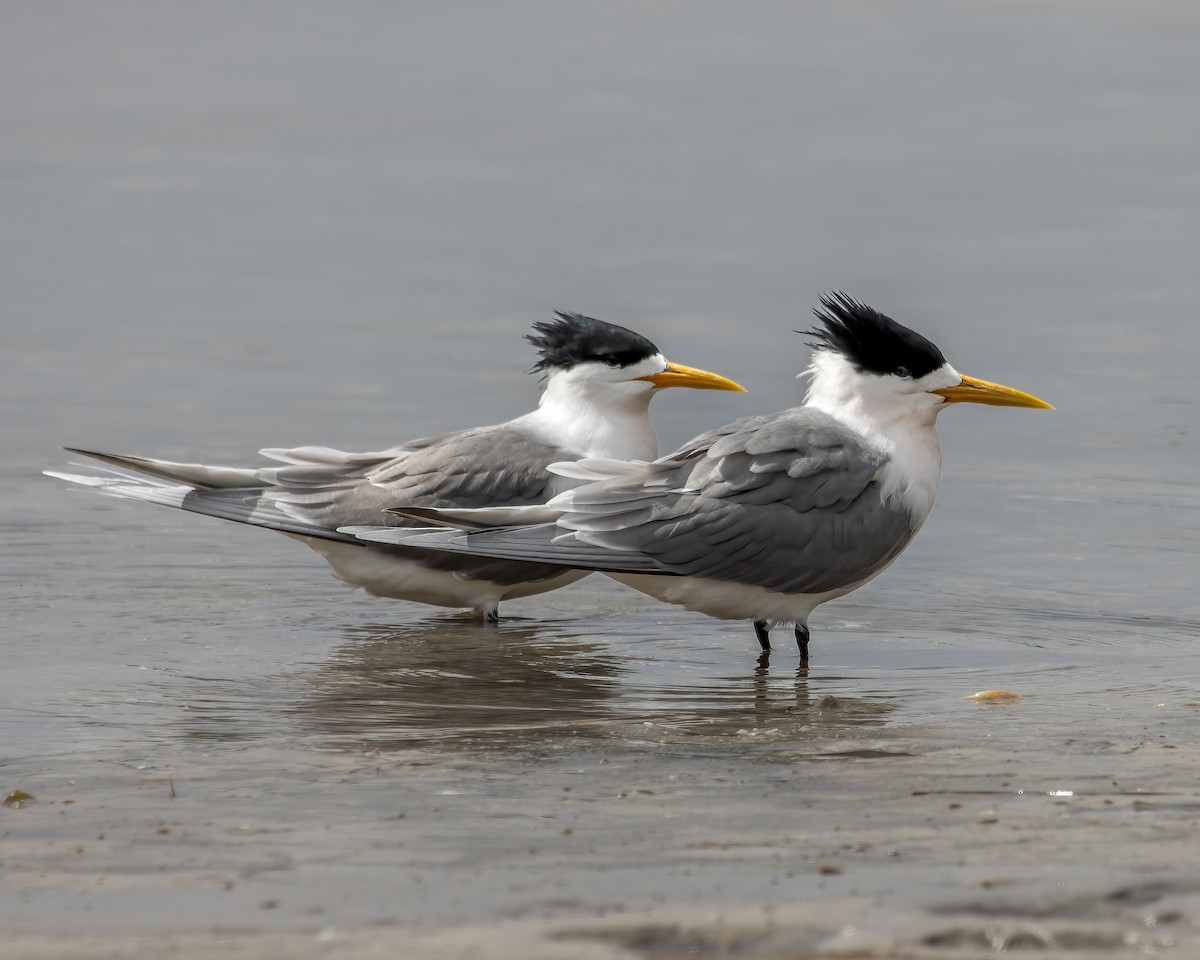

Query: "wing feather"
left=55, top=425, right=570, bottom=541
left=359, top=407, right=918, bottom=596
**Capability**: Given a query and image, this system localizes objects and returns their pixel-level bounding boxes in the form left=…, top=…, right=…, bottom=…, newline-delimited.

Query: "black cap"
left=806, top=292, right=946, bottom=379
left=528, top=313, right=660, bottom=373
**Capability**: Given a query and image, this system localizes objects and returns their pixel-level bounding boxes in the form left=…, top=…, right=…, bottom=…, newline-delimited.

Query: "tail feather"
left=63, top=447, right=266, bottom=489
left=46, top=469, right=356, bottom=544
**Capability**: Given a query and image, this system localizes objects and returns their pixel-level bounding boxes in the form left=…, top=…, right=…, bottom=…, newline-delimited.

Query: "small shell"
left=963, top=689, right=1022, bottom=703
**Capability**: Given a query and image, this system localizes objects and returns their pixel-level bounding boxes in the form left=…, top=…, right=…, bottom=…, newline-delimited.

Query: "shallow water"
left=4, top=2, right=1200, bottom=954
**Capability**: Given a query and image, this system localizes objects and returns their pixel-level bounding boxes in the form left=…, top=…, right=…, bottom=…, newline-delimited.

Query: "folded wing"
left=350, top=408, right=918, bottom=595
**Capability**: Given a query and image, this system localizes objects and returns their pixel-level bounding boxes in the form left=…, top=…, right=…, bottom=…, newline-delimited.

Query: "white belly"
left=608, top=573, right=855, bottom=626
left=290, top=536, right=588, bottom=613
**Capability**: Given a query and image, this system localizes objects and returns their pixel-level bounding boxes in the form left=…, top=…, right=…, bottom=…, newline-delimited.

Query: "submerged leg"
left=794, top=624, right=810, bottom=662
left=753, top=619, right=771, bottom=652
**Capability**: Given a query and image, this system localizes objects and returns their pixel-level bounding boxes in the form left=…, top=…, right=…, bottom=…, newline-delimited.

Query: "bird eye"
left=895, top=366, right=912, bottom=379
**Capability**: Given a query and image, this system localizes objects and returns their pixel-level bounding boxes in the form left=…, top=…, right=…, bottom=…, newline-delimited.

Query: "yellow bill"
left=637, top=361, right=746, bottom=392
left=933, top=374, right=1053, bottom=409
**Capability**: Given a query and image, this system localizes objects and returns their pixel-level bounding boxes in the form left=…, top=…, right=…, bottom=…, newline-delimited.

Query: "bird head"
left=802, top=293, right=1052, bottom=426
left=527, top=312, right=745, bottom=403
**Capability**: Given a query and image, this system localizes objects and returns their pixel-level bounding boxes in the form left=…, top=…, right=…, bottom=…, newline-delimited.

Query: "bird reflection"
left=287, top=618, right=625, bottom=750
left=622, top=646, right=898, bottom=742
left=174, top=618, right=899, bottom=752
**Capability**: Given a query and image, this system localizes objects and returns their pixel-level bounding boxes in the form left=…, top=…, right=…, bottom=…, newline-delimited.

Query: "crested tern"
left=348, top=294, right=1052, bottom=657
left=46, top=313, right=744, bottom=620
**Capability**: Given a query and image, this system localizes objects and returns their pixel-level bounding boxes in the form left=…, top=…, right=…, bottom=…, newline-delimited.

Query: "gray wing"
left=58, top=427, right=567, bottom=532
left=262, top=427, right=579, bottom=585
left=50, top=428, right=577, bottom=585
left=561, top=408, right=916, bottom=593
left=361, top=408, right=917, bottom=595
left=261, top=426, right=567, bottom=529
left=351, top=523, right=661, bottom=575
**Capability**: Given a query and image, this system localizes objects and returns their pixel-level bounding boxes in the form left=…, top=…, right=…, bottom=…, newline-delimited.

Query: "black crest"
left=527, top=312, right=660, bottom=373
left=805, top=292, right=946, bottom=379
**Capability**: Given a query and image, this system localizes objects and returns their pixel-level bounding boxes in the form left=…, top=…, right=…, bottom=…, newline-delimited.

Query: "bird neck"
left=805, top=359, right=943, bottom=524
left=517, top=375, right=660, bottom=461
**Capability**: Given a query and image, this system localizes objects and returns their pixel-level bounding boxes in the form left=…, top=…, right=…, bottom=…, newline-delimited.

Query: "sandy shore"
left=5, top=894, right=1190, bottom=960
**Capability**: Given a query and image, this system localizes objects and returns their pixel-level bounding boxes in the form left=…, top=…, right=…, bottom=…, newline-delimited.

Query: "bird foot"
left=754, top=620, right=810, bottom=661
left=795, top=624, right=810, bottom=662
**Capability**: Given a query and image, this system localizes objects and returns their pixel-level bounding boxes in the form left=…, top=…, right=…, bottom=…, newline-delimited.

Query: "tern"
left=348, top=294, right=1052, bottom=658
left=46, top=313, right=744, bottom=620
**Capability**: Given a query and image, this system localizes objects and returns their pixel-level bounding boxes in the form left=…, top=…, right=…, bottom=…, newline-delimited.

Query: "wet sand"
left=5, top=594, right=1200, bottom=957
left=7, top=891, right=1196, bottom=960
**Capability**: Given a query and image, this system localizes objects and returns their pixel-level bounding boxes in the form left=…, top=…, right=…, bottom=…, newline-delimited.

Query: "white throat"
left=513, top=370, right=660, bottom=462
left=803, top=351, right=953, bottom=525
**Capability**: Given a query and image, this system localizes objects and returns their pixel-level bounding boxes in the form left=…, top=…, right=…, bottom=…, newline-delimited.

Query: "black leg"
left=753, top=619, right=771, bottom=652
left=794, top=624, right=810, bottom=662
